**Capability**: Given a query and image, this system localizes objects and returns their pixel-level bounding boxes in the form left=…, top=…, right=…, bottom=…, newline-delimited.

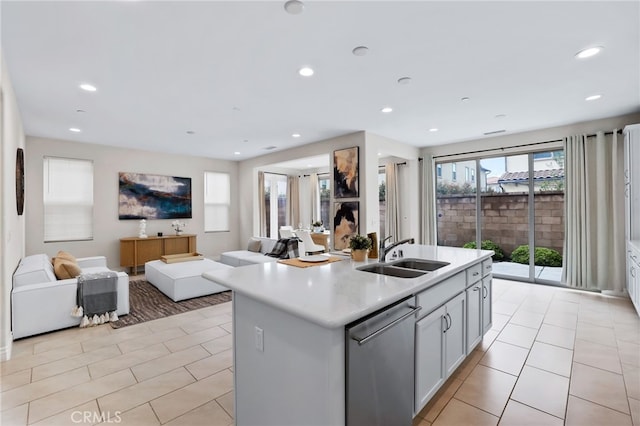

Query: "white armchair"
left=297, top=230, right=326, bottom=255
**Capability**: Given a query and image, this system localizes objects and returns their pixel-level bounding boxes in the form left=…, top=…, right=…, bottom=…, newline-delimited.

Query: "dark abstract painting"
left=119, top=172, right=192, bottom=219
left=334, top=201, right=359, bottom=250
left=334, top=146, right=359, bottom=198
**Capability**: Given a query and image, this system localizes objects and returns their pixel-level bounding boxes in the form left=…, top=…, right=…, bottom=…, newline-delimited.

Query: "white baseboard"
left=1, top=334, right=13, bottom=361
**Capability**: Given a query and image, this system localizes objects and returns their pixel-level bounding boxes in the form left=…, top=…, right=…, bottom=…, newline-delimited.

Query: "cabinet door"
left=482, top=277, right=493, bottom=333
left=444, top=293, right=466, bottom=377
left=415, top=305, right=446, bottom=414
left=466, top=285, right=483, bottom=352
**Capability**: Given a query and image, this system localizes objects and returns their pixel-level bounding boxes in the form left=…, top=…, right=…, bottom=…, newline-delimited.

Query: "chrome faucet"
left=379, top=236, right=415, bottom=262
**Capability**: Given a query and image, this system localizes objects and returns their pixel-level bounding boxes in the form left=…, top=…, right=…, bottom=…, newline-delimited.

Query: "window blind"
left=43, top=157, right=94, bottom=242
left=204, top=171, right=230, bottom=232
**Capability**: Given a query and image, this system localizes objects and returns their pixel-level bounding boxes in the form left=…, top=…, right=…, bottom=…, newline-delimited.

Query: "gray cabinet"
left=415, top=292, right=466, bottom=414
left=482, top=277, right=493, bottom=333
left=466, top=283, right=483, bottom=351
left=415, top=305, right=446, bottom=412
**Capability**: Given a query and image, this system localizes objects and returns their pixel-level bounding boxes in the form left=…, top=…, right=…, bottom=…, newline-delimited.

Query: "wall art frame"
left=333, top=201, right=359, bottom=250
left=333, top=146, right=359, bottom=198
left=119, top=172, right=192, bottom=220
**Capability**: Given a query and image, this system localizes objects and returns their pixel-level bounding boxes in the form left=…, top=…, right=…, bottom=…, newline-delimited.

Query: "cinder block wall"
left=436, top=192, right=564, bottom=257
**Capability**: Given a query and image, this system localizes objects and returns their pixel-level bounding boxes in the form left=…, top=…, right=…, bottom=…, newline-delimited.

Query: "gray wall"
left=25, top=137, right=240, bottom=270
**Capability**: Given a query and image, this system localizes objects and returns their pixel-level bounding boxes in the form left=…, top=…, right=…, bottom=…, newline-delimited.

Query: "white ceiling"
left=2, top=1, right=639, bottom=161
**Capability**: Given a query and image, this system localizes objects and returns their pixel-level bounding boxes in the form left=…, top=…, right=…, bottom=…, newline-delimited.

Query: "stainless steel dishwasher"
left=346, top=296, right=421, bottom=426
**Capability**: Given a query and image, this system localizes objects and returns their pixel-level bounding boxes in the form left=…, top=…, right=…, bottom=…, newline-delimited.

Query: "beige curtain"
left=287, top=175, right=300, bottom=228
left=258, top=171, right=266, bottom=237
left=385, top=163, right=400, bottom=240
left=563, top=131, right=625, bottom=291
left=420, top=155, right=437, bottom=245
left=310, top=173, right=320, bottom=223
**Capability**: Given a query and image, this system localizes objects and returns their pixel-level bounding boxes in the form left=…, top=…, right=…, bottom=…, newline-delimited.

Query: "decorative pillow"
left=54, top=250, right=77, bottom=263
left=247, top=238, right=262, bottom=253
left=53, top=257, right=81, bottom=280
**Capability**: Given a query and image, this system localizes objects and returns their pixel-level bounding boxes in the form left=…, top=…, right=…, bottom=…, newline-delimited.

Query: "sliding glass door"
left=436, top=149, right=565, bottom=284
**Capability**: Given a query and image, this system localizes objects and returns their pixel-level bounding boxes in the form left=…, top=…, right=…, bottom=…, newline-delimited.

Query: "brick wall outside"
left=436, top=191, right=564, bottom=258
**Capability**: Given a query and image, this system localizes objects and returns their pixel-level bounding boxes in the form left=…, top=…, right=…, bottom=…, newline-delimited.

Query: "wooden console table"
left=120, top=234, right=197, bottom=274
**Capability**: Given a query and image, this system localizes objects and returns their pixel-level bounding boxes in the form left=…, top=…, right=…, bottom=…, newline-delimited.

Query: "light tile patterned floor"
left=1, top=279, right=639, bottom=425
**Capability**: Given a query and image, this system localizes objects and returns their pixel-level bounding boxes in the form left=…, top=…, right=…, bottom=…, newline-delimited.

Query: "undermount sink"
left=390, top=258, right=450, bottom=272
left=357, top=264, right=426, bottom=278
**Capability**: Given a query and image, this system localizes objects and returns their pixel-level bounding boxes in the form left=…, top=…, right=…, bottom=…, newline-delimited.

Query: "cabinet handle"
left=473, top=286, right=481, bottom=291
left=483, top=285, right=488, bottom=299
left=442, top=314, right=450, bottom=333
left=485, top=265, right=492, bottom=270
left=352, top=306, right=422, bottom=345
left=632, top=268, right=637, bottom=278
left=472, top=272, right=480, bottom=277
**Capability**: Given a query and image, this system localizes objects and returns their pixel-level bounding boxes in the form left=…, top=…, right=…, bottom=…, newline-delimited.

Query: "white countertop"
left=203, top=245, right=493, bottom=329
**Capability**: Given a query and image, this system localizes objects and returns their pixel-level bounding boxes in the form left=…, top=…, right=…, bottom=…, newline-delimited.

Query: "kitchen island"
left=203, top=244, right=493, bottom=425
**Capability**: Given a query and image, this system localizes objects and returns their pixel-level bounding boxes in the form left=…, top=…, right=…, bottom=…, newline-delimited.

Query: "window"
left=436, top=164, right=442, bottom=178
left=264, top=173, right=287, bottom=239
left=318, top=174, right=331, bottom=229
left=452, top=163, right=457, bottom=181
left=533, top=152, right=553, bottom=160
left=204, top=171, right=230, bottom=232
left=471, top=168, right=475, bottom=182
left=465, top=167, right=470, bottom=182
left=43, top=157, right=93, bottom=242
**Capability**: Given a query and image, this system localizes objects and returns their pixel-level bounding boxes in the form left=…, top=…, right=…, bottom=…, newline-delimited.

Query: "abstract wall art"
left=333, top=201, right=359, bottom=250
left=333, top=146, right=359, bottom=198
left=119, top=172, right=192, bottom=220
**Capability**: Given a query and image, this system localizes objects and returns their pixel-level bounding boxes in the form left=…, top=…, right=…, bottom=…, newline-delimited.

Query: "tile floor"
left=1, top=278, right=638, bottom=425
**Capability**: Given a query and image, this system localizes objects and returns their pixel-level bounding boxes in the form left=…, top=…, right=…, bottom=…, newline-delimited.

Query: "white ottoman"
left=145, top=259, right=230, bottom=302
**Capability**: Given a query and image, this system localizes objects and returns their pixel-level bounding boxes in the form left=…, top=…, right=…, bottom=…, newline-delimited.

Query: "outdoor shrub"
left=462, top=240, right=505, bottom=261
left=510, top=245, right=563, bottom=267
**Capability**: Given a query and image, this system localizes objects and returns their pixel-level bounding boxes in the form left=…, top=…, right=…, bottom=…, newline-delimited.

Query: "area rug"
left=110, top=279, right=232, bottom=329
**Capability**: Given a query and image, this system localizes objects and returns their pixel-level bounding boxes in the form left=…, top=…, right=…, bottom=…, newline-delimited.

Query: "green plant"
left=312, top=220, right=323, bottom=227
left=349, top=234, right=372, bottom=251
left=462, top=240, right=505, bottom=261
left=510, top=245, right=563, bottom=267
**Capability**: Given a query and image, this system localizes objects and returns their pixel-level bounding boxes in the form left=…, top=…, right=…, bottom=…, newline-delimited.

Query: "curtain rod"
left=432, top=129, right=622, bottom=160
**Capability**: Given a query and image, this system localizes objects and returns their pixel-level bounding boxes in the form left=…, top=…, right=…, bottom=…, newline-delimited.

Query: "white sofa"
left=11, top=254, right=129, bottom=339
left=219, top=237, right=279, bottom=267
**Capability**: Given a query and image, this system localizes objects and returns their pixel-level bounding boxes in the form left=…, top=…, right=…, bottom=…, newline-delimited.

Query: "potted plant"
left=349, top=234, right=372, bottom=261
left=312, top=220, right=324, bottom=233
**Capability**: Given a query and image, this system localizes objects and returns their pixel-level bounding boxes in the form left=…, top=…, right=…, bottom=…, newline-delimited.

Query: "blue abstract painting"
left=119, top=172, right=192, bottom=220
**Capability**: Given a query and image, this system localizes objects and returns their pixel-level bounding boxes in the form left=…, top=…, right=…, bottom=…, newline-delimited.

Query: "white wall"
left=238, top=132, right=367, bottom=245
left=1, top=52, right=26, bottom=359
left=25, top=137, right=239, bottom=270
left=368, top=133, right=421, bottom=241
left=425, top=113, right=640, bottom=158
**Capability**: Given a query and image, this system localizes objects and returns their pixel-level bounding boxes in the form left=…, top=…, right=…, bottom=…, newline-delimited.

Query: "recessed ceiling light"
left=397, top=77, right=412, bottom=85
left=307, top=164, right=312, bottom=168
left=377, top=152, right=382, bottom=156
left=292, top=133, right=301, bottom=138
left=79, top=83, right=97, bottom=92
left=69, top=127, right=81, bottom=133
left=585, top=94, right=602, bottom=101
left=234, top=151, right=241, bottom=155
left=284, top=0, right=304, bottom=15
left=381, top=107, right=393, bottom=113
left=575, top=46, right=603, bottom=59
left=352, top=46, right=369, bottom=56
left=299, top=67, right=314, bottom=77
left=461, top=97, right=470, bottom=102
left=429, top=128, right=438, bottom=132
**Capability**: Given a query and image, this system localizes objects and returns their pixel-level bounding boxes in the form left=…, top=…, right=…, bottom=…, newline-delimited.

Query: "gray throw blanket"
left=77, top=271, right=118, bottom=316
